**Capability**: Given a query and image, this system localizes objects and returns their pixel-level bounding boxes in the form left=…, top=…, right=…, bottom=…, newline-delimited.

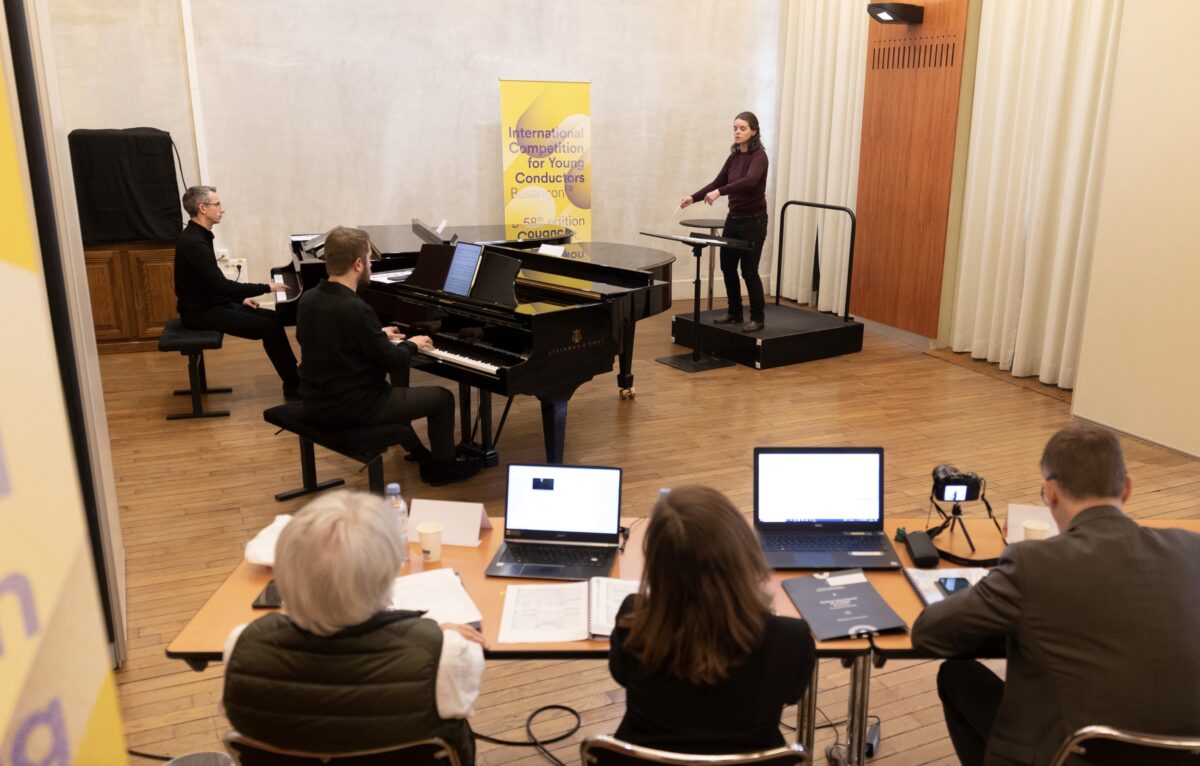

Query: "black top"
left=609, top=595, right=816, bottom=754
left=295, top=279, right=416, bottom=424
left=690, top=147, right=769, bottom=219
left=174, top=220, right=268, bottom=314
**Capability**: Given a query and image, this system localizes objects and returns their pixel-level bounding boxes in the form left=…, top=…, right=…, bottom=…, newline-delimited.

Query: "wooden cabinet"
left=85, top=241, right=176, bottom=352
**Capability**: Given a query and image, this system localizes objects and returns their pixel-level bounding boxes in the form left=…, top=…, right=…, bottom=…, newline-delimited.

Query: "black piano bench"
left=158, top=319, right=232, bottom=420
left=263, top=403, right=416, bottom=501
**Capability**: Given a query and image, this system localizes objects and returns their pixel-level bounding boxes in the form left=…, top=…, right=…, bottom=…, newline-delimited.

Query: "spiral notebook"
left=497, top=577, right=638, bottom=643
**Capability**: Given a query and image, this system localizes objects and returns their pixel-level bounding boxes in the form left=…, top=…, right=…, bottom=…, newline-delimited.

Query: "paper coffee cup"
left=417, top=521, right=444, bottom=562
left=1023, top=519, right=1050, bottom=541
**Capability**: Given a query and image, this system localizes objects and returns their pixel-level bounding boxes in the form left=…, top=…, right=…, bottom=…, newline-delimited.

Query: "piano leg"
left=456, top=382, right=499, bottom=467
left=617, top=317, right=637, bottom=400
left=539, top=398, right=568, bottom=464
left=477, top=390, right=498, bottom=467
left=458, top=382, right=473, bottom=447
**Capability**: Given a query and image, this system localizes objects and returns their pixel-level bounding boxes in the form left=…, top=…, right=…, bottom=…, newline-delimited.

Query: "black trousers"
left=937, top=659, right=1005, bottom=766
left=182, top=303, right=299, bottom=389
left=373, top=386, right=456, bottom=460
left=719, top=214, right=768, bottom=323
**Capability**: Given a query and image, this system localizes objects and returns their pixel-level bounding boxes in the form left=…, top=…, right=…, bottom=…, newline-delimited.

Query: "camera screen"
left=942, top=484, right=968, bottom=502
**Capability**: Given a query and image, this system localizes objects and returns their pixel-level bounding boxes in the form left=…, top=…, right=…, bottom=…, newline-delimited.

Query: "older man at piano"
left=295, top=225, right=481, bottom=486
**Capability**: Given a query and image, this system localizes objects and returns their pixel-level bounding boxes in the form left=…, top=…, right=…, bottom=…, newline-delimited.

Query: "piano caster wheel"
left=619, top=387, right=636, bottom=400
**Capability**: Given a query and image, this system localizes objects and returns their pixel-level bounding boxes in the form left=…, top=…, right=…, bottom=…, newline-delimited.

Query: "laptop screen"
left=754, top=447, right=884, bottom=527
left=505, top=464, right=622, bottom=543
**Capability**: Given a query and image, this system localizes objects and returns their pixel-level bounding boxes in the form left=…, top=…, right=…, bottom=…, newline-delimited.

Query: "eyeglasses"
left=201, top=201, right=224, bottom=209
left=1040, top=475, right=1056, bottom=505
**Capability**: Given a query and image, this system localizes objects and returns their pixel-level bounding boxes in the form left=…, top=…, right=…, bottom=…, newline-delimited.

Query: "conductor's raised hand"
left=704, top=189, right=721, bottom=205
left=679, top=195, right=693, bottom=209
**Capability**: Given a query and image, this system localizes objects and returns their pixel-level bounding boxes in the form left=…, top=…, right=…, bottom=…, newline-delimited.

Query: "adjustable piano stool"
left=157, top=319, right=232, bottom=420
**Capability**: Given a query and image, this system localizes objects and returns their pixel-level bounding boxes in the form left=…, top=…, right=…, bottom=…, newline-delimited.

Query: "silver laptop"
left=754, top=446, right=901, bottom=570
left=485, top=464, right=622, bottom=581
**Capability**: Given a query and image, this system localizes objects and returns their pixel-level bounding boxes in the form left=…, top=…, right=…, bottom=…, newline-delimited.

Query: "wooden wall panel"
left=84, top=250, right=131, bottom=341
left=130, top=248, right=176, bottom=338
left=851, top=0, right=971, bottom=337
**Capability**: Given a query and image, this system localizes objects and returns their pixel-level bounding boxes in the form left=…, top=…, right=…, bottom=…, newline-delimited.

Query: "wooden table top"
left=167, top=515, right=1199, bottom=667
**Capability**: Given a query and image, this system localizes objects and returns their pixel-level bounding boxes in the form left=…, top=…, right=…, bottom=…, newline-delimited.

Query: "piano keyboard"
left=419, top=346, right=500, bottom=375
left=390, top=334, right=520, bottom=376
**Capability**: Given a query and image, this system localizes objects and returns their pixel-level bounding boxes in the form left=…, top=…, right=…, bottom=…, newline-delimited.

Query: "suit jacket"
left=912, top=505, right=1200, bottom=766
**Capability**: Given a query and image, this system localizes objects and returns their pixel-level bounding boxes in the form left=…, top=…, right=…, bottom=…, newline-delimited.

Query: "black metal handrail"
left=776, top=200, right=857, bottom=322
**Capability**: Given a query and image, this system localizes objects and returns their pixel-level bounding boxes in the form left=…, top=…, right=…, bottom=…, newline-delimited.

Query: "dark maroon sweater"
left=691, top=147, right=768, bottom=219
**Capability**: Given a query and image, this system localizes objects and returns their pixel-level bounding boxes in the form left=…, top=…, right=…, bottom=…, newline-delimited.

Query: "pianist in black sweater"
left=174, top=185, right=300, bottom=398
left=295, top=226, right=480, bottom=486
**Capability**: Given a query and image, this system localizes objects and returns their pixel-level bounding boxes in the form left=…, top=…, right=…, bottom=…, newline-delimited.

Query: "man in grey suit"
left=912, top=424, right=1200, bottom=766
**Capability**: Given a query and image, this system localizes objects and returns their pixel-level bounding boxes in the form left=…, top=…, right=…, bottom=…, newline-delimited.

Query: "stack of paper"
left=390, top=568, right=482, bottom=627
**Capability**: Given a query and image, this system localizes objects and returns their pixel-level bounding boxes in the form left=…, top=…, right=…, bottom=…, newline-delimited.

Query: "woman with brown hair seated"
left=609, top=485, right=816, bottom=754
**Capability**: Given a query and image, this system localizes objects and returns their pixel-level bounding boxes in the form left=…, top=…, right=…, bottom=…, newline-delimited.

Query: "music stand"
left=640, top=231, right=748, bottom=373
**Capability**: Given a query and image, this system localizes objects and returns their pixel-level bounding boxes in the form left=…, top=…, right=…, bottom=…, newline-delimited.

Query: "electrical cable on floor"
left=476, top=703, right=582, bottom=766
left=127, top=749, right=172, bottom=761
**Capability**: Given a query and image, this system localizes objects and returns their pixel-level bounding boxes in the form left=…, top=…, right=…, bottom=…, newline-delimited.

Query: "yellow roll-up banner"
left=1, top=51, right=129, bottom=765
left=500, top=80, right=591, bottom=242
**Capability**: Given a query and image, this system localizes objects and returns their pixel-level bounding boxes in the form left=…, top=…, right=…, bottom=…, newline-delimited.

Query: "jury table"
left=166, top=515, right=1200, bottom=765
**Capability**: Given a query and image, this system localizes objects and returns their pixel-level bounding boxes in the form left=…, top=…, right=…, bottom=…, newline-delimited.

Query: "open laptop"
left=754, top=446, right=901, bottom=570
left=485, top=464, right=623, bottom=581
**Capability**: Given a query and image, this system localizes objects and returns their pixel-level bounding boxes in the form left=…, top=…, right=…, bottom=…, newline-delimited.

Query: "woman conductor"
left=680, top=111, right=770, bottom=333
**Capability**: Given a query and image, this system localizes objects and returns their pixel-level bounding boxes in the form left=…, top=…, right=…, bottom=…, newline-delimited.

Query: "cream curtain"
left=951, top=0, right=1124, bottom=388
left=772, top=0, right=868, bottom=313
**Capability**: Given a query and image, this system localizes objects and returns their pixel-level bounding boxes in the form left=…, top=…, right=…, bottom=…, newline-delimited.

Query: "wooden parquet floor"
left=101, top=301, right=1200, bottom=765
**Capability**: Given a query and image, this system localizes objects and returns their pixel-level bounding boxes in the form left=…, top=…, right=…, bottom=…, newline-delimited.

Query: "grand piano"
left=272, top=224, right=674, bottom=464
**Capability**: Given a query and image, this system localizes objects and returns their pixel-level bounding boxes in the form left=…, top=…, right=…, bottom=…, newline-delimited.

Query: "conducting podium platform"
left=671, top=304, right=864, bottom=370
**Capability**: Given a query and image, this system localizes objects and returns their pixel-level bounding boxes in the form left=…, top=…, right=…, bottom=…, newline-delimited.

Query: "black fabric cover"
left=68, top=127, right=182, bottom=244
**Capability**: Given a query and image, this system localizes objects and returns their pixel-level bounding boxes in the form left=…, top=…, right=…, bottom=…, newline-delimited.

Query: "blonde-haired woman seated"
left=609, top=486, right=816, bottom=753
left=222, top=490, right=484, bottom=764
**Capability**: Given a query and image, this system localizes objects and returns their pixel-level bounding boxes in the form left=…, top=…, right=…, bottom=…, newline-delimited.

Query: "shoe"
left=421, top=456, right=483, bottom=487
left=713, top=314, right=744, bottom=325
left=741, top=321, right=764, bottom=333
left=283, top=385, right=302, bottom=402
left=404, top=446, right=432, bottom=464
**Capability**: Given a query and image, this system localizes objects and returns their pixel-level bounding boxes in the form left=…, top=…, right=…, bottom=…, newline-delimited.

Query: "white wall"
left=48, top=0, right=200, bottom=189
left=48, top=0, right=778, bottom=284
left=1073, top=0, right=1200, bottom=457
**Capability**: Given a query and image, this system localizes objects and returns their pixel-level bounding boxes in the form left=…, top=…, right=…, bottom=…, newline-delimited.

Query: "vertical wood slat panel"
left=851, top=0, right=971, bottom=337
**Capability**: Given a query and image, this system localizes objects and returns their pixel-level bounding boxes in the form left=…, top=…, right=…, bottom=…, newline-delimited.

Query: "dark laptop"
left=754, top=446, right=901, bottom=570
left=485, top=464, right=622, bottom=581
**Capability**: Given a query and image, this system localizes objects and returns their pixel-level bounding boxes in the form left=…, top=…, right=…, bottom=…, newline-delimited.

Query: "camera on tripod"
left=931, top=464, right=982, bottom=504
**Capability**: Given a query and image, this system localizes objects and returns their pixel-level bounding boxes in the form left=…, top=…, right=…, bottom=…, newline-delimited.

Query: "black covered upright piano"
left=271, top=224, right=674, bottom=464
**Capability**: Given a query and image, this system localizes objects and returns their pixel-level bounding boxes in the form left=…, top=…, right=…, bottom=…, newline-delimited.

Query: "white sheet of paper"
left=588, top=578, right=639, bottom=637
left=498, top=582, right=589, bottom=643
left=390, top=568, right=482, bottom=626
left=1005, top=503, right=1060, bottom=543
left=824, top=569, right=869, bottom=586
left=536, top=244, right=565, bottom=256
left=406, top=499, right=491, bottom=547
left=244, top=514, right=292, bottom=566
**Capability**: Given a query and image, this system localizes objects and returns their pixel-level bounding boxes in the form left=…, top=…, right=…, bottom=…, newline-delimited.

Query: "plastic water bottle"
left=385, top=482, right=408, bottom=515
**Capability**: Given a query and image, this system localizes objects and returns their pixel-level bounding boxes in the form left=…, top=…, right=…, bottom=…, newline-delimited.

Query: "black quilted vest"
left=223, top=610, right=474, bottom=764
